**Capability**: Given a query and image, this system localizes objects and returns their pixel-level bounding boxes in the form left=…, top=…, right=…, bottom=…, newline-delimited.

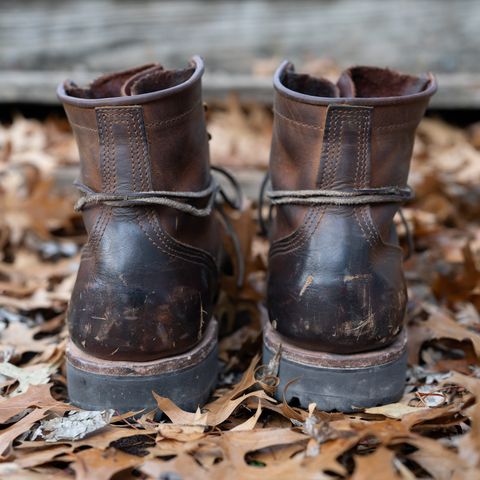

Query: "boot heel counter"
left=268, top=207, right=406, bottom=353
left=68, top=211, right=218, bottom=361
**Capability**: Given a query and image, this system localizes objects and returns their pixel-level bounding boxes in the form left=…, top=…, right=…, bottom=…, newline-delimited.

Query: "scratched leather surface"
left=59, top=58, right=222, bottom=361
left=267, top=64, right=437, bottom=353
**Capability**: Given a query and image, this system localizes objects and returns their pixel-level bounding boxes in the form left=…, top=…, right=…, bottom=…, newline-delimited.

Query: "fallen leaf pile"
left=0, top=107, right=479, bottom=479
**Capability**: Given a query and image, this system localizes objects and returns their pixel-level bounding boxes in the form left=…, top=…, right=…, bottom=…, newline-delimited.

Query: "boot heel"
left=66, top=319, right=218, bottom=413
left=262, top=319, right=407, bottom=412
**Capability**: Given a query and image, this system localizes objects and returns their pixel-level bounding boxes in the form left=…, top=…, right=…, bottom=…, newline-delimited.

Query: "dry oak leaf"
left=157, top=423, right=206, bottom=442
left=351, top=446, right=402, bottom=480
left=142, top=429, right=321, bottom=480
left=69, top=447, right=143, bottom=480
left=406, top=435, right=468, bottom=480
left=0, top=462, right=71, bottom=480
left=154, top=354, right=273, bottom=428
left=364, top=403, right=430, bottom=420
left=0, top=321, right=56, bottom=362
left=155, top=389, right=273, bottom=428
left=13, top=443, right=73, bottom=469
left=231, top=400, right=262, bottom=431
left=208, top=428, right=352, bottom=479
left=141, top=453, right=213, bottom=480
left=401, top=403, right=464, bottom=431
left=219, top=428, right=307, bottom=467
left=417, top=306, right=480, bottom=358
left=0, top=383, right=72, bottom=423
left=15, top=425, right=157, bottom=468
left=0, top=408, right=47, bottom=458
left=0, top=361, right=59, bottom=397
left=448, top=372, right=480, bottom=469
left=1, top=176, right=73, bottom=241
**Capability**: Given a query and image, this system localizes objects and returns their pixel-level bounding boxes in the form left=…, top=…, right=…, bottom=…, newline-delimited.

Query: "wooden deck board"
left=1, top=0, right=479, bottom=107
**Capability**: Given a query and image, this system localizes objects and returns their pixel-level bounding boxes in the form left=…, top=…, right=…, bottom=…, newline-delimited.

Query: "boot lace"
left=74, top=165, right=245, bottom=286
left=258, top=172, right=415, bottom=259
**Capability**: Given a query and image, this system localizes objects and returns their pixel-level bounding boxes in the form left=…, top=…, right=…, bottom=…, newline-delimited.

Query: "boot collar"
left=57, top=56, right=204, bottom=108
left=274, top=60, right=437, bottom=106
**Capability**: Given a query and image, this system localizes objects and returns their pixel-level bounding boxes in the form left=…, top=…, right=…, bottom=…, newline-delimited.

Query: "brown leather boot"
left=263, top=63, right=436, bottom=411
left=58, top=57, right=234, bottom=412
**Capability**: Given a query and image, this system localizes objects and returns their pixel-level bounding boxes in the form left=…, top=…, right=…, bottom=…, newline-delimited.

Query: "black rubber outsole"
left=263, top=319, right=407, bottom=412
left=66, top=319, right=218, bottom=413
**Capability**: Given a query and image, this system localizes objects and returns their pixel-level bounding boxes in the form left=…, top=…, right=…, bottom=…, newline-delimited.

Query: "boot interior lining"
left=129, top=67, right=195, bottom=96
left=344, top=66, right=430, bottom=98
left=64, top=64, right=157, bottom=99
left=281, top=71, right=340, bottom=98
left=280, top=65, right=430, bottom=99
left=63, top=64, right=195, bottom=99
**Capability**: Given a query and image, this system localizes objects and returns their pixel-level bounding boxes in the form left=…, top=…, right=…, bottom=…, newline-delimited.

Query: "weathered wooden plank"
left=0, top=0, right=479, bottom=107
left=0, top=70, right=477, bottom=108
left=2, top=0, right=479, bottom=73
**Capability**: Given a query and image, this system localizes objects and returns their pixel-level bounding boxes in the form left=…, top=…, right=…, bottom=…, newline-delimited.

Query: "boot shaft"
left=267, top=63, right=436, bottom=354
left=269, top=63, right=436, bottom=243
left=58, top=58, right=210, bottom=199
left=59, top=58, right=222, bottom=362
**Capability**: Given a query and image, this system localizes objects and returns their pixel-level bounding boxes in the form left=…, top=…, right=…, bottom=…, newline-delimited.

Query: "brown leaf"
left=155, top=390, right=273, bottom=428
left=407, top=436, right=466, bottom=480
left=231, top=400, right=262, bottom=431
left=0, top=408, right=47, bottom=458
left=418, top=306, right=480, bottom=358
left=69, top=447, right=143, bottom=480
left=352, top=447, right=401, bottom=480
left=449, top=373, right=480, bottom=469
left=0, top=383, right=71, bottom=424
left=364, top=403, right=430, bottom=420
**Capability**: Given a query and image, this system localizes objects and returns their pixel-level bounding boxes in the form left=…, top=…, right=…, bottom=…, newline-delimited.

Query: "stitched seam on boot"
left=354, top=208, right=374, bottom=247
left=68, top=102, right=202, bottom=133
left=84, top=108, right=119, bottom=252
left=147, top=209, right=217, bottom=268
left=349, top=108, right=379, bottom=247
left=271, top=206, right=327, bottom=259
left=95, top=107, right=217, bottom=271
left=82, top=207, right=109, bottom=257
left=137, top=106, right=217, bottom=270
left=286, top=110, right=344, bottom=251
left=270, top=108, right=344, bottom=257
left=103, top=108, right=214, bottom=266
left=269, top=206, right=317, bottom=257
left=354, top=109, right=403, bottom=252
left=92, top=208, right=112, bottom=253
left=133, top=108, right=151, bottom=191
left=272, top=109, right=375, bottom=257
left=357, top=109, right=392, bottom=249
left=269, top=108, right=341, bottom=256
left=354, top=111, right=370, bottom=189
left=136, top=210, right=217, bottom=272
left=96, top=109, right=147, bottom=191
left=146, top=101, right=202, bottom=129
left=269, top=105, right=334, bottom=255
left=273, top=109, right=325, bottom=131
left=96, top=110, right=117, bottom=194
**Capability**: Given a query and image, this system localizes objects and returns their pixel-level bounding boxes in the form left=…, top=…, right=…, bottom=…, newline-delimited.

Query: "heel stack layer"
left=263, top=320, right=407, bottom=412
left=66, top=319, right=218, bottom=413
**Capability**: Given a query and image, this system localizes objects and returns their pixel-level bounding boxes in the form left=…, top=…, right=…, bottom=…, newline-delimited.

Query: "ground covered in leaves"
left=0, top=105, right=479, bottom=479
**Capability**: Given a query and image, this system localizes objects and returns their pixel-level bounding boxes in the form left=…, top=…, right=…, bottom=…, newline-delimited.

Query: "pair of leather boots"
left=59, top=56, right=436, bottom=413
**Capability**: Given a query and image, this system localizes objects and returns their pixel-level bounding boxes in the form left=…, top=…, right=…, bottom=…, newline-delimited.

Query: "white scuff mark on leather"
left=343, top=273, right=370, bottom=282
left=299, top=275, right=314, bottom=297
